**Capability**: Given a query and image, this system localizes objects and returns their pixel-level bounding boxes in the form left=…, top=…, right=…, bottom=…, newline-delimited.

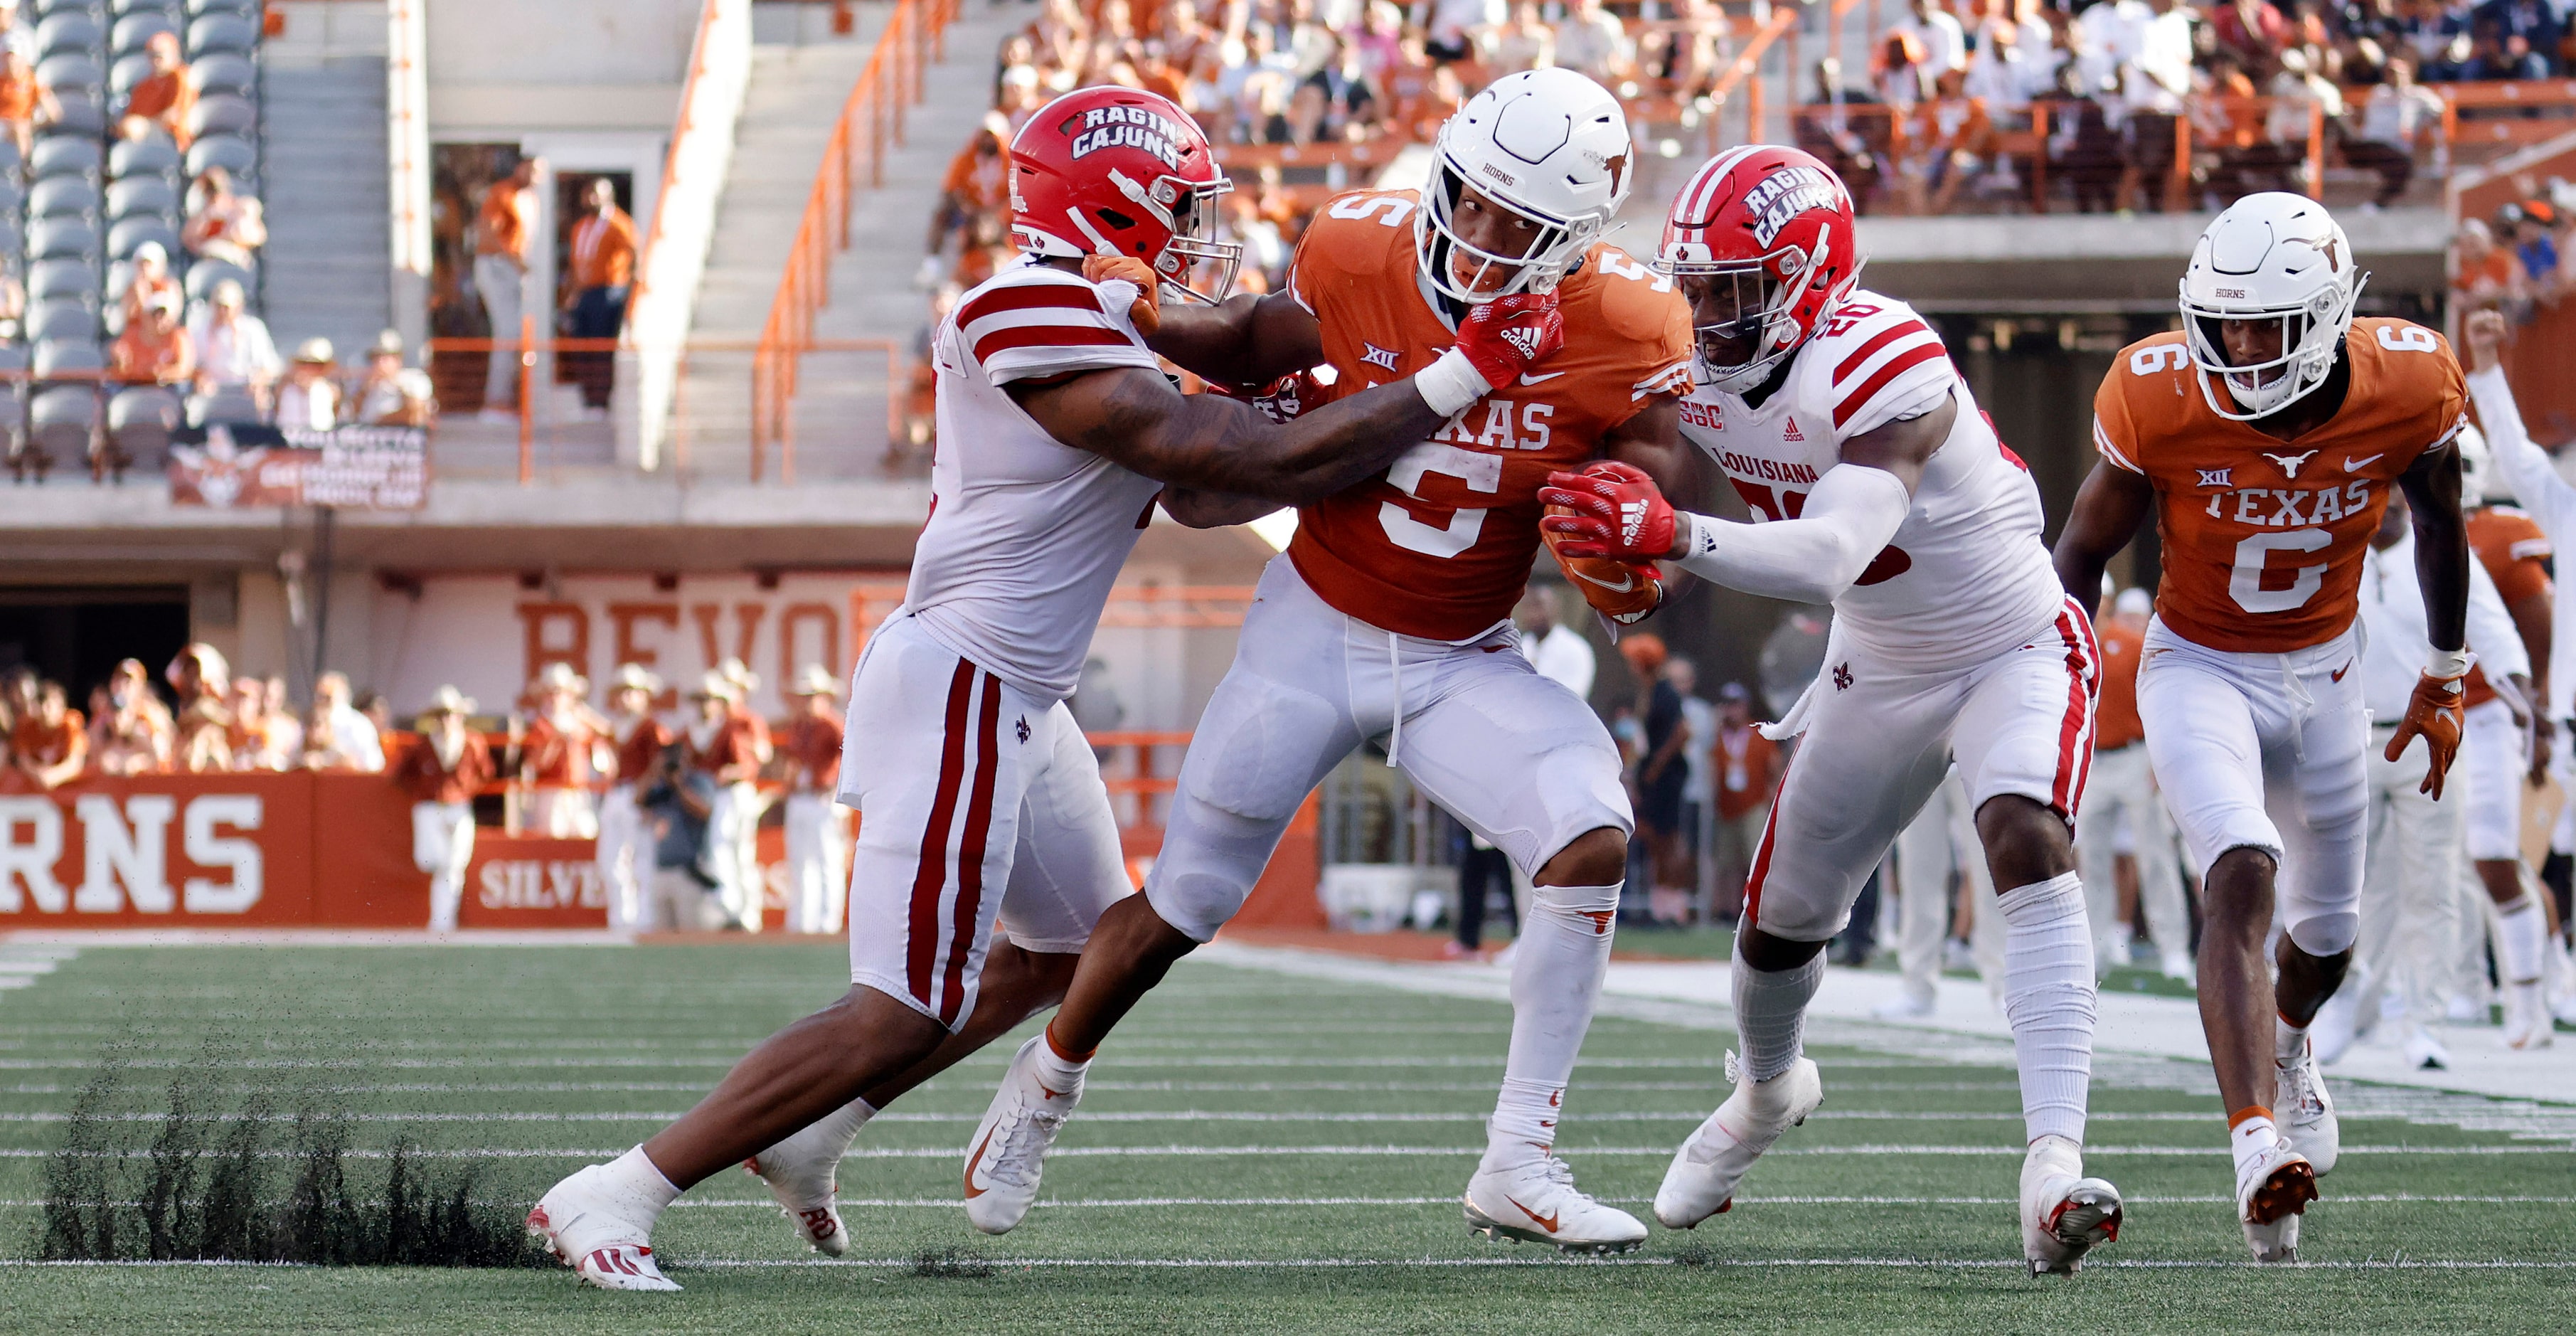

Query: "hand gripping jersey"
left=2094, top=318, right=2469, bottom=654
left=906, top=259, right=1169, bottom=700
left=1282, top=189, right=1693, bottom=642
left=1674, top=290, right=2064, bottom=670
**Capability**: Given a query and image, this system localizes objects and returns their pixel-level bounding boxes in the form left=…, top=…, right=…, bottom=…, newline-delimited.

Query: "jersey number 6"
left=2228, top=527, right=2331, bottom=614
left=1379, top=441, right=1501, bottom=558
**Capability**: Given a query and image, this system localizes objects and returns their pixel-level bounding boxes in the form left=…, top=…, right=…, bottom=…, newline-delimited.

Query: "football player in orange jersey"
left=964, top=69, right=1693, bottom=1253
left=2053, top=194, right=2472, bottom=1263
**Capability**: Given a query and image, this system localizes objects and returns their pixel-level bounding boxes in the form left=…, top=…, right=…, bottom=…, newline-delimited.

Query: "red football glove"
left=2385, top=669, right=2467, bottom=798
left=1453, top=290, right=1565, bottom=388
left=1082, top=254, right=1162, bottom=336
left=1537, top=460, right=1681, bottom=562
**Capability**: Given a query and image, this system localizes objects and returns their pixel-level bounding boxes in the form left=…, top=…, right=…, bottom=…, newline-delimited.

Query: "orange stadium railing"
left=750, top=0, right=957, bottom=481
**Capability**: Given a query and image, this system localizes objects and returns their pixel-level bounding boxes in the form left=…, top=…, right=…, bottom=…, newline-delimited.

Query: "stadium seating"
left=4, top=0, right=264, bottom=481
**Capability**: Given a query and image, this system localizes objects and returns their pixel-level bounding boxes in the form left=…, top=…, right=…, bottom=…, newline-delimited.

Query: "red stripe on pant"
left=1740, top=748, right=1795, bottom=934
left=939, top=674, right=1006, bottom=1024
left=906, top=660, right=979, bottom=1010
left=2049, top=600, right=2102, bottom=817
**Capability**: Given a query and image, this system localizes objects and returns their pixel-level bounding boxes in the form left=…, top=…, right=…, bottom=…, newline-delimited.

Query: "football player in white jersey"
left=523, top=87, right=1568, bottom=1291
left=960, top=68, right=1695, bottom=1255
left=1538, top=146, right=2122, bottom=1274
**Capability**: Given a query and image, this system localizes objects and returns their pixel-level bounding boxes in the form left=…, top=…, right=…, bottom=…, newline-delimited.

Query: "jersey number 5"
left=1380, top=442, right=1501, bottom=558
left=2228, top=528, right=2331, bottom=614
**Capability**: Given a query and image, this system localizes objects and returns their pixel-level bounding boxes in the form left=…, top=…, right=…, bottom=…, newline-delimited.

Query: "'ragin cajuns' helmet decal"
left=1008, top=86, right=1240, bottom=302
left=1656, top=144, right=1861, bottom=393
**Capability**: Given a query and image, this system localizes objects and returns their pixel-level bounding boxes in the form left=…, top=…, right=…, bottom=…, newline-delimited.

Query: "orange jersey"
left=2093, top=616, right=2146, bottom=750
left=2464, top=505, right=2551, bottom=706
left=1281, top=190, right=1692, bottom=640
left=2093, top=319, right=2469, bottom=653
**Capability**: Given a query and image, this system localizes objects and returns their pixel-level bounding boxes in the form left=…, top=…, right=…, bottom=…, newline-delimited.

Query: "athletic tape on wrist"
left=1414, top=348, right=1491, bottom=418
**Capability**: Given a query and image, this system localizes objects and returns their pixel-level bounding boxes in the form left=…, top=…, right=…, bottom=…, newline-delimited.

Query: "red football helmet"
left=1008, top=86, right=1240, bottom=302
left=1656, top=145, right=1863, bottom=393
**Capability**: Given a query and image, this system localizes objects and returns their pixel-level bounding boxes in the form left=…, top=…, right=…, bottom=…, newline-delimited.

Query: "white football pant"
left=595, top=783, right=649, bottom=931
left=2074, top=741, right=2191, bottom=963
left=1894, top=770, right=2003, bottom=1006
left=2353, top=724, right=2462, bottom=1033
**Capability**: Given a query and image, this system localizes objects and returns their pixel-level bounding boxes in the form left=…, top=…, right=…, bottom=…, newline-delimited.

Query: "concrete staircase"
left=669, top=14, right=895, bottom=482
left=259, top=55, right=394, bottom=360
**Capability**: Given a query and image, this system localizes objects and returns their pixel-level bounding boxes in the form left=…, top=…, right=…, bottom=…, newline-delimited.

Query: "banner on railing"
left=168, top=424, right=430, bottom=510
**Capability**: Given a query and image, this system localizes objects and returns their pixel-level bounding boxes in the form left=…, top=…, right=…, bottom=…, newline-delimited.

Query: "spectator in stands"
left=2122, top=0, right=2195, bottom=211
left=166, top=643, right=232, bottom=774
left=474, top=157, right=542, bottom=421
left=2501, top=200, right=2565, bottom=302
left=1514, top=585, right=1594, bottom=700
left=189, top=278, right=280, bottom=412
left=1910, top=68, right=2002, bottom=213
left=121, top=243, right=181, bottom=333
left=120, top=31, right=193, bottom=149
left=926, top=120, right=1006, bottom=284
left=230, top=674, right=302, bottom=771
left=1708, top=681, right=1779, bottom=922
left=563, top=178, right=636, bottom=418
left=2347, top=51, right=2444, bottom=206
left=275, top=338, right=340, bottom=433
left=182, top=167, right=266, bottom=270
left=111, top=294, right=195, bottom=388
left=1877, top=29, right=1934, bottom=109
left=1, top=667, right=30, bottom=741
left=2469, top=0, right=2560, bottom=77
left=521, top=662, right=605, bottom=839
left=1550, top=0, right=1636, bottom=85
left=303, top=670, right=385, bottom=771
left=0, top=265, right=23, bottom=344
left=12, top=679, right=85, bottom=790
left=0, top=48, right=56, bottom=158
left=2452, top=216, right=2530, bottom=315
left=0, top=0, right=30, bottom=65
left=90, top=658, right=171, bottom=775
left=1424, top=0, right=1502, bottom=65
left=1489, top=1, right=1555, bottom=73
left=2395, top=0, right=2476, bottom=79
left=350, top=329, right=435, bottom=427
left=1289, top=35, right=1378, bottom=144
left=1899, top=0, right=1971, bottom=78
left=2212, top=0, right=2294, bottom=73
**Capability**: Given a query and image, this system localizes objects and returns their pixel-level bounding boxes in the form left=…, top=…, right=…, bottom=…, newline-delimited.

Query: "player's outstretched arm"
left=1013, top=291, right=1565, bottom=505
left=2051, top=461, right=2155, bottom=610
left=2387, top=440, right=2474, bottom=797
left=1538, top=399, right=1950, bottom=605
left=2461, top=309, right=2576, bottom=526
left=1143, top=290, right=1328, bottom=390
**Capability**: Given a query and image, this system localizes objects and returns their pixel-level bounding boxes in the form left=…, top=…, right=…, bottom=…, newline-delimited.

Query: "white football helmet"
left=2454, top=421, right=2506, bottom=504
left=1417, top=68, right=1634, bottom=307
left=2180, top=193, right=2368, bottom=422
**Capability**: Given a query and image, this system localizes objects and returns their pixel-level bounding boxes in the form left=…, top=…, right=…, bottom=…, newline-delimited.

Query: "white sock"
left=2496, top=895, right=2547, bottom=985
left=2274, top=1013, right=2310, bottom=1067
left=1731, top=935, right=1824, bottom=1086
left=1997, top=872, right=2097, bottom=1145
left=609, top=1144, right=683, bottom=1214
left=2229, top=1113, right=2279, bottom=1182
left=1484, top=881, right=1619, bottom=1169
left=762, top=1096, right=875, bottom=1171
left=1034, top=1022, right=1092, bottom=1093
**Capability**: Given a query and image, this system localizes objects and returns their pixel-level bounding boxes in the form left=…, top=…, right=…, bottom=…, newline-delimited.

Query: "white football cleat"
left=745, top=1129, right=850, bottom=1257
left=2274, top=1033, right=2339, bottom=1176
left=1463, top=1155, right=1647, bottom=1254
left=2235, top=1141, right=2318, bottom=1264
left=2503, top=982, right=2556, bottom=1051
left=526, top=1163, right=681, bottom=1292
left=2021, top=1134, right=2122, bottom=1276
left=1654, top=1052, right=1824, bottom=1230
left=963, top=1034, right=1080, bottom=1235
left=2402, top=1025, right=2452, bottom=1071
left=1873, top=990, right=1935, bottom=1020
left=2160, top=949, right=2196, bottom=985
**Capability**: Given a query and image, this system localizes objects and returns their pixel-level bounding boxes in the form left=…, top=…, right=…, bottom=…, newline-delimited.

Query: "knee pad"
left=1528, top=879, right=1622, bottom=928
left=2285, top=911, right=2358, bottom=958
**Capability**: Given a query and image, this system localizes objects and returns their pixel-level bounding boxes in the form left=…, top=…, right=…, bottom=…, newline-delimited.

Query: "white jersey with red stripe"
left=906, top=258, right=1169, bottom=702
left=1675, top=290, right=2063, bottom=672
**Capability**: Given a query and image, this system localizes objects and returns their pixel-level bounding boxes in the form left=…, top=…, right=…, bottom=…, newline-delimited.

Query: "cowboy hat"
left=688, top=671, right=739, bottom=702
left=530, top=661, right=588, bottom=695
left=788, top=664, right=841, bottom=697
left=422, top=684, right=476, bottom=716
left=607, top=662, right=661, bottom=695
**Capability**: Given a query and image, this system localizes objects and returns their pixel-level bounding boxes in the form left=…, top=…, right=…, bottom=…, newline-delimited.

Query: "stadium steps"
left=669, top=15, right=894, bottom=483
left=260, top=55, right=395, bottom=362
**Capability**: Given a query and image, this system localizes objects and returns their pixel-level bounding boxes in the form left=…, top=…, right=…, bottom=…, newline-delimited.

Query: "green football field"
left=1, top=940, right=2571, bottom=1334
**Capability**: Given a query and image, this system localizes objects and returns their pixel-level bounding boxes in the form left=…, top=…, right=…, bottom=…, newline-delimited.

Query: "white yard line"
left=1, top=1143, right=2561, bottom=1160
left=4, top=1254, right=2570, bottom=1271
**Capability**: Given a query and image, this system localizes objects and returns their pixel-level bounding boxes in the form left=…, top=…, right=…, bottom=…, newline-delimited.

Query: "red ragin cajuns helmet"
left=1008, top=86, right=1240, bottom=302
left=1655, top=145, right=1863, bottom=393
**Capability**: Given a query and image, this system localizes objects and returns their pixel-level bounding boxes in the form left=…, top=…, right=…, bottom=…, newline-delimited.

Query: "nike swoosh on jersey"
left=2343, top=454, right=2386, bottom=472
left=1518, top=371, right=1568, bottom=385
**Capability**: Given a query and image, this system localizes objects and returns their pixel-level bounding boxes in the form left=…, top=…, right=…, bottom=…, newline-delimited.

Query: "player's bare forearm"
left=1017, top=366, right=1441, bottom=504
left=1603, top=397, right=1690, bottom=494
left=2401, top=445, right=2471, bottom=652
left=2052, top=462, right=2154, bottom=606
left=1161, top=487, right=1284, bottom=529
left=1144, top=290, right=1325, bottom=388
left=1836, top=393, right=1953, bottom=492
